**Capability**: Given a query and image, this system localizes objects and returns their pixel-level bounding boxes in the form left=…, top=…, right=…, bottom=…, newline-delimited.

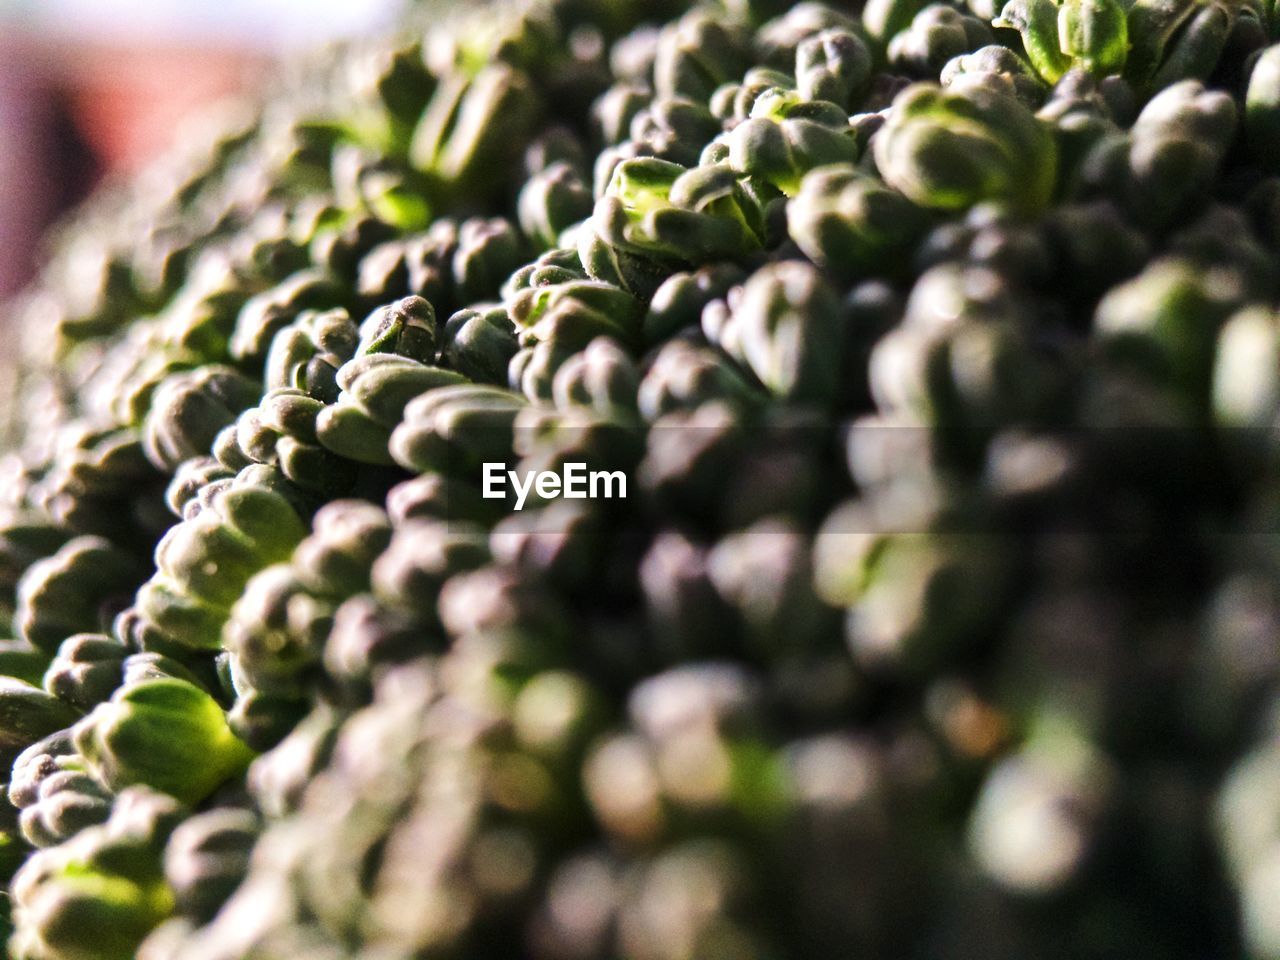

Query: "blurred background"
left=0, top=0, right=409, bottom=296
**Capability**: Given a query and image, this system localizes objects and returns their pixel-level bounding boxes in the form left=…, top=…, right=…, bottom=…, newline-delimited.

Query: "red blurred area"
left=0, top=29, right=268, bottom=295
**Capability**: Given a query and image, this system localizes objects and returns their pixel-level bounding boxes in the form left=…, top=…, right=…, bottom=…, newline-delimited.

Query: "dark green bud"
left=225, top=566, right=331, bottom=696
left=441, top=305, right=521, bottom=385
left=940, top=45, right=1047, bottom=106
left=165, top=457, right=235, bottom=520
left=1095, top=258, right=1243, bottom=410
left=889, top=5, right=993, bottom=77
left=1248, top=44, right=1280, bottom=168
left=264, top=308, right=359, bottom=401
left=0, top=680, right=80, bottom=769
left=230, top=270, right=344, bottom=367
left=638, top=340, right=761, bottom=421
left=322, top=596, right=425, bottom=691
left=797, top=29, right=874, bottom=108
left=592, top=83, right=652, bottom=146
left=226, top=686, right=310, bottom=753
left=0, top=639, right=50, bottom=687
left=453, top=218, right=528, bottom=305
left=551, top=337, right=641, bottom=416
left=43, top=633, right=128, bottom=712
left=16, top=537, right=144, bottom=654
left=143, top=367, right=262, bottom=472
left=10, top=787, right=182, bottom=960
left=372, top=520, right=489, bottom=618
left=788, top=164, right=931, bottom=276
left=16, top=756, right=113, bottom=848
left=707, top=261, right=846, bottom=405
left=412, top=66, right=542, bottom=193
left=519, top=162, right=595, bottom=249
left=643, top=263, right=746, bottom=345
left=863, top=0, right=932, bottom=48
left=874, top=81, right=1058, bottom=214
left=358, top=295, right=438, bottom=363
left=291, top=500, right=393, bottom=598
left=726, top=98, right=858, bottom=197
left=163, top=808, right=259, bottom=924
left=389, top=385, right=527, bottom=477
left=386, top=472, right=500, bottom=526
left=653, top=9, right=752, bottom=102
left=340, top=358, right=468, bottom=429
left=73, top=679, right=254, bottom=804
left=596, top=158, right=765, bottom=262
left=1147, top=1, right=1232, bottom=93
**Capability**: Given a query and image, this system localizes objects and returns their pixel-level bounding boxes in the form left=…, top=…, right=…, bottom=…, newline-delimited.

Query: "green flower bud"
left=995, top=0, right=1127, bottom=83
left=10, top=731, right=113, bottom=846
left=331, top=145, right=432, bottom=230
left=707, top=261, right=846, bottom=405
left=316, top=360, right=468, bottom=468
left=0, top=639, right=50, bottom=687
left=510, top=274, right=644, bottom=347
left=519, top=162, right=594, bottom=250
left=310, top=213, right=399, bottom=282
left=322, top=595, right=422, bottom=695
left=643, top=263, right=746, bottom=345
left=638, top=340, right=761, bottom=421
left=653, top=9, right=752, bottom=102
left=16, top=537, right=144, bottom=654
left=136, top=476, right=307, bottom=650
left=312, top=403, right=395, bottom=466
left=43, top=633, right=127, bottom=712
left=225, top=566, right=332, bottom=695
left=796, top=29, right=873, bottom=108
left=1095, top=258, right=1243, bottom=409
left=74, top=679, right=254, bottom=804
left=230, top=271, right=345, bottom=367
left=10, top=787, right=182, bottom=960
left=226, top=685, right=310, bottom=753
left=1214, top=307, right=1280, bottom=432
left=875, top=81, right=1058, bottom=214
left=264, top=308, right=359, bottom=401
left=577, top=227, right=672, bottom=300
left=143, top=367, right=262, bottom=473
left=453, top=218, right=528, bottom=306
left=755, top=3, right=861, bottom=66
left=788, top=164, right=931, bottom=276
left=440, top=305, right=521, bottom=384
left=596, top=158, right=765, bottom=262
left=164, top=808, right=259, bottom=924
left=1148, top=1, right=1232, bottom=93
left=359, top=295, right=437, bottom=363
left=389, top=384, right=527, bottom=476
left=550, top=337, right=640, bottom=416
left=592, top=83, right=652, bottom=146
left=0, top=680, right=80, bottom=769
left=940, top=45, right=1047, bottom=105
left=412, top=66, right=542, bottom=194
left=890, top=5, right=993, bottom=77
left=863, top=0, right=931, bottom=48
left=371, top=520, right=489, bottom=618
left=1248, top=44, right=1280, bottom=168
left=386, top=473, right=500, bottom=526
left=292, top=501, right=392, bottom=598
left=726, top=94, right=858, bottom=196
